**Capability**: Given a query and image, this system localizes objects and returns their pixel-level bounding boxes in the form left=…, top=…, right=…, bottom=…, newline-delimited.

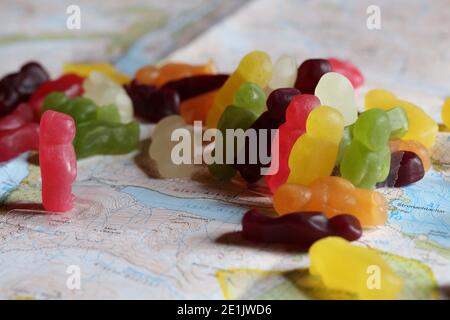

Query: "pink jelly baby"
left=0, top=103, right=39, bottom=162
left=0, top=123, right=39, bottom=162
left=0, top=103, right=35, bottom=131
left=39, top=110, right=77, bottom=212
left=265, top=94, right=320, bottom=193
left=328, top=58, right=364, bottom=89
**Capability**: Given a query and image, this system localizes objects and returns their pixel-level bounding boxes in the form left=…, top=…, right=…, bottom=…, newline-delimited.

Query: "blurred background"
left=1, top=0, right=449, bottom=120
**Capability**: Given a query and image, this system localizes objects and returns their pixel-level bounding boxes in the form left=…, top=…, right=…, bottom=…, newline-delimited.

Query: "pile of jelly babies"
left=0, top=50, right=443, bottom=299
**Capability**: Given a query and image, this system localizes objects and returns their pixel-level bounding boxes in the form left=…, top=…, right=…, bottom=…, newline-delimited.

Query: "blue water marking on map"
left=121, top=185, right=247, bottom=224
left=0, top=153, right=29, bottom=203
left=388, top=170, right=450, bottom=248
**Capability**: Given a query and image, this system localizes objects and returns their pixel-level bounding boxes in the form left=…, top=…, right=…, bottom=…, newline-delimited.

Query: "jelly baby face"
left=306, top=105, right=344, bottom=144
left=41, top=110, right=76, bottom=144
left=315, top=72, right=358, bottom=126
left=285, top=94, right=321, bottom=129
left=236, top=51, right=273, bottom=86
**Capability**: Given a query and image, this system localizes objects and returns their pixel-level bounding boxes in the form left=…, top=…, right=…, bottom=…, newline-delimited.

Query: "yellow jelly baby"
left=206, top=51, right=272, bottom=128
left=63, top=63, right=130, bottom=85
left=309, top=237, right=403, bottom=300
left=287, top=106, right=344, bottom=185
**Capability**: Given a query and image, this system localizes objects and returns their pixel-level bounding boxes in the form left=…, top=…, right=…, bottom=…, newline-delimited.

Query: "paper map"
left=0, top=0, right=449, bottom=299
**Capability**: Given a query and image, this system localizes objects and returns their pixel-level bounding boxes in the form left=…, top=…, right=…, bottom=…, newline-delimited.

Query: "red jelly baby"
left=39, top=110, right=77, bottom=212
